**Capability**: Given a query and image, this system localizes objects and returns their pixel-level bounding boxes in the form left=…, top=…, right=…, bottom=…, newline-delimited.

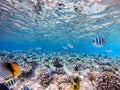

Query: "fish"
left=72, top=76, right=80, bottom=90
left=0, top=83, right=9, bottom=90
left=67, top=43, right=74, bottom=49
left=92, top=37, right=106, bottom=47
left=105, top=48, right=112, bottom=53
left=28, top=48, right=33, bottom=51
left=35, top=47, right=42, bottom=50
left=54, top=63, right=63, bottom=68
left=23, top=86, right=31, bottom=90
left=0, top=62, right=20, bottom=80
left=63, top=46, right=68, bottom=50
left=3, top=78, right=17, bottom=88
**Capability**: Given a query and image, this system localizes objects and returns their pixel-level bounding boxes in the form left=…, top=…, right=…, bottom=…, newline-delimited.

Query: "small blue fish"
left=92, top=37, right=106, bottom=47
left=63, top=46, right=68, bottom=50
left=67, top=43, right=74, bottom=49
left=23, top=86, right=31, bottom=90
left=105, top=48, right=112, bottom=53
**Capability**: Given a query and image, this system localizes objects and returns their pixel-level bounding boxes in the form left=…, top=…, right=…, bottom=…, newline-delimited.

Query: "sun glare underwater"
left=0, top=0, right=120, bottom=56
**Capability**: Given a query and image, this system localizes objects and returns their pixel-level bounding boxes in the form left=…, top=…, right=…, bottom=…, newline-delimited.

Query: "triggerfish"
left=72, top=76, right=80, bottom=90
left=0, top=62, right=20, bottom=80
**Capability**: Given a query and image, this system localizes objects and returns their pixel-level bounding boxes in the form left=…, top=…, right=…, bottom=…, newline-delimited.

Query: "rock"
left=38, top=73, right=54, bottom=87
left=59, top=83, right=71, bottom=90
left=7, top=53, right=14, bottom=59
left=0, top=52, right=6, bottom=56
left=46, top=84, right=58, bottom=90
left=19, top=66, right=34, bottom=79
left=95, top=72, right=120, bottom=90
left=28, top=61, right=38, bottom=69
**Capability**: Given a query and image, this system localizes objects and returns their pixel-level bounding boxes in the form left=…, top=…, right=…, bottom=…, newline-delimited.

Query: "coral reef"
left=38, top=72, right=54, bottom=87
left=0, top=50, right=120, bottom=90
left=95, top=72, right=120, bottom=90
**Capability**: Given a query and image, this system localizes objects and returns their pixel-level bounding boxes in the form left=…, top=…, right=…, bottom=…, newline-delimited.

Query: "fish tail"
left=5, top=78, right=17, bottom=87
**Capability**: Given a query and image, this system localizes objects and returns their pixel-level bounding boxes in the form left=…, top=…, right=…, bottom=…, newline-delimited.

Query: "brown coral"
left=95, top=72, right=120, bottom=90
left=54, top=74, right=73, bottom=86
left=38, top=73, right=54, bottom=87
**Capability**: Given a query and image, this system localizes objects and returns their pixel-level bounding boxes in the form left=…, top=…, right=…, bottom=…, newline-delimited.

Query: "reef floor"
left=0, top=50, right=120, bottom=90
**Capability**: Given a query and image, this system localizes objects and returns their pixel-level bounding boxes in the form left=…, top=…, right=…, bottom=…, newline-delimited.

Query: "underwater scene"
left=0, top=0, right=120, bottom=90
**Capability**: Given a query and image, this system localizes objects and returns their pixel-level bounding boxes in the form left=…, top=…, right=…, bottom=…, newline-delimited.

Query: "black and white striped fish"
left=92, top=37, right=106, bottom=47
left=3, top=78, right=17, bottom=88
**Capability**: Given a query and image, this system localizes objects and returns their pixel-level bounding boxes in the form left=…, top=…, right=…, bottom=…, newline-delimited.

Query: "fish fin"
left=5, top=78, right=17, bottom=87
left=0, top=67, right=13, bottom=80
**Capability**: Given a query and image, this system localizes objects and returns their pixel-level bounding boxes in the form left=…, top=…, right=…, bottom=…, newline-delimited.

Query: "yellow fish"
left=0, top=62, right=20, bottom=80
left=72, top=76, right=80, bottom=90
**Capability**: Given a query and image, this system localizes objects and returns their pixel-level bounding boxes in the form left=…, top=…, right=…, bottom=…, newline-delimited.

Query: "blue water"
left=0, top=0, right=120, bottom=56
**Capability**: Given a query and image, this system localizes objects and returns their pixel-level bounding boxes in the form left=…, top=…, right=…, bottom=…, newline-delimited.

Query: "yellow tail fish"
left=72, top=76, right=80, bottom=90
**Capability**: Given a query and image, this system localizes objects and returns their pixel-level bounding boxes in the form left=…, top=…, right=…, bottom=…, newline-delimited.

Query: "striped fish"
left=0, top=83, right=9, bottom=90
left=92, top=37, right=106, bottom=47
left=0, top=62, right=13, bottom=80
left=3, top=78, right=17, bottom=88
